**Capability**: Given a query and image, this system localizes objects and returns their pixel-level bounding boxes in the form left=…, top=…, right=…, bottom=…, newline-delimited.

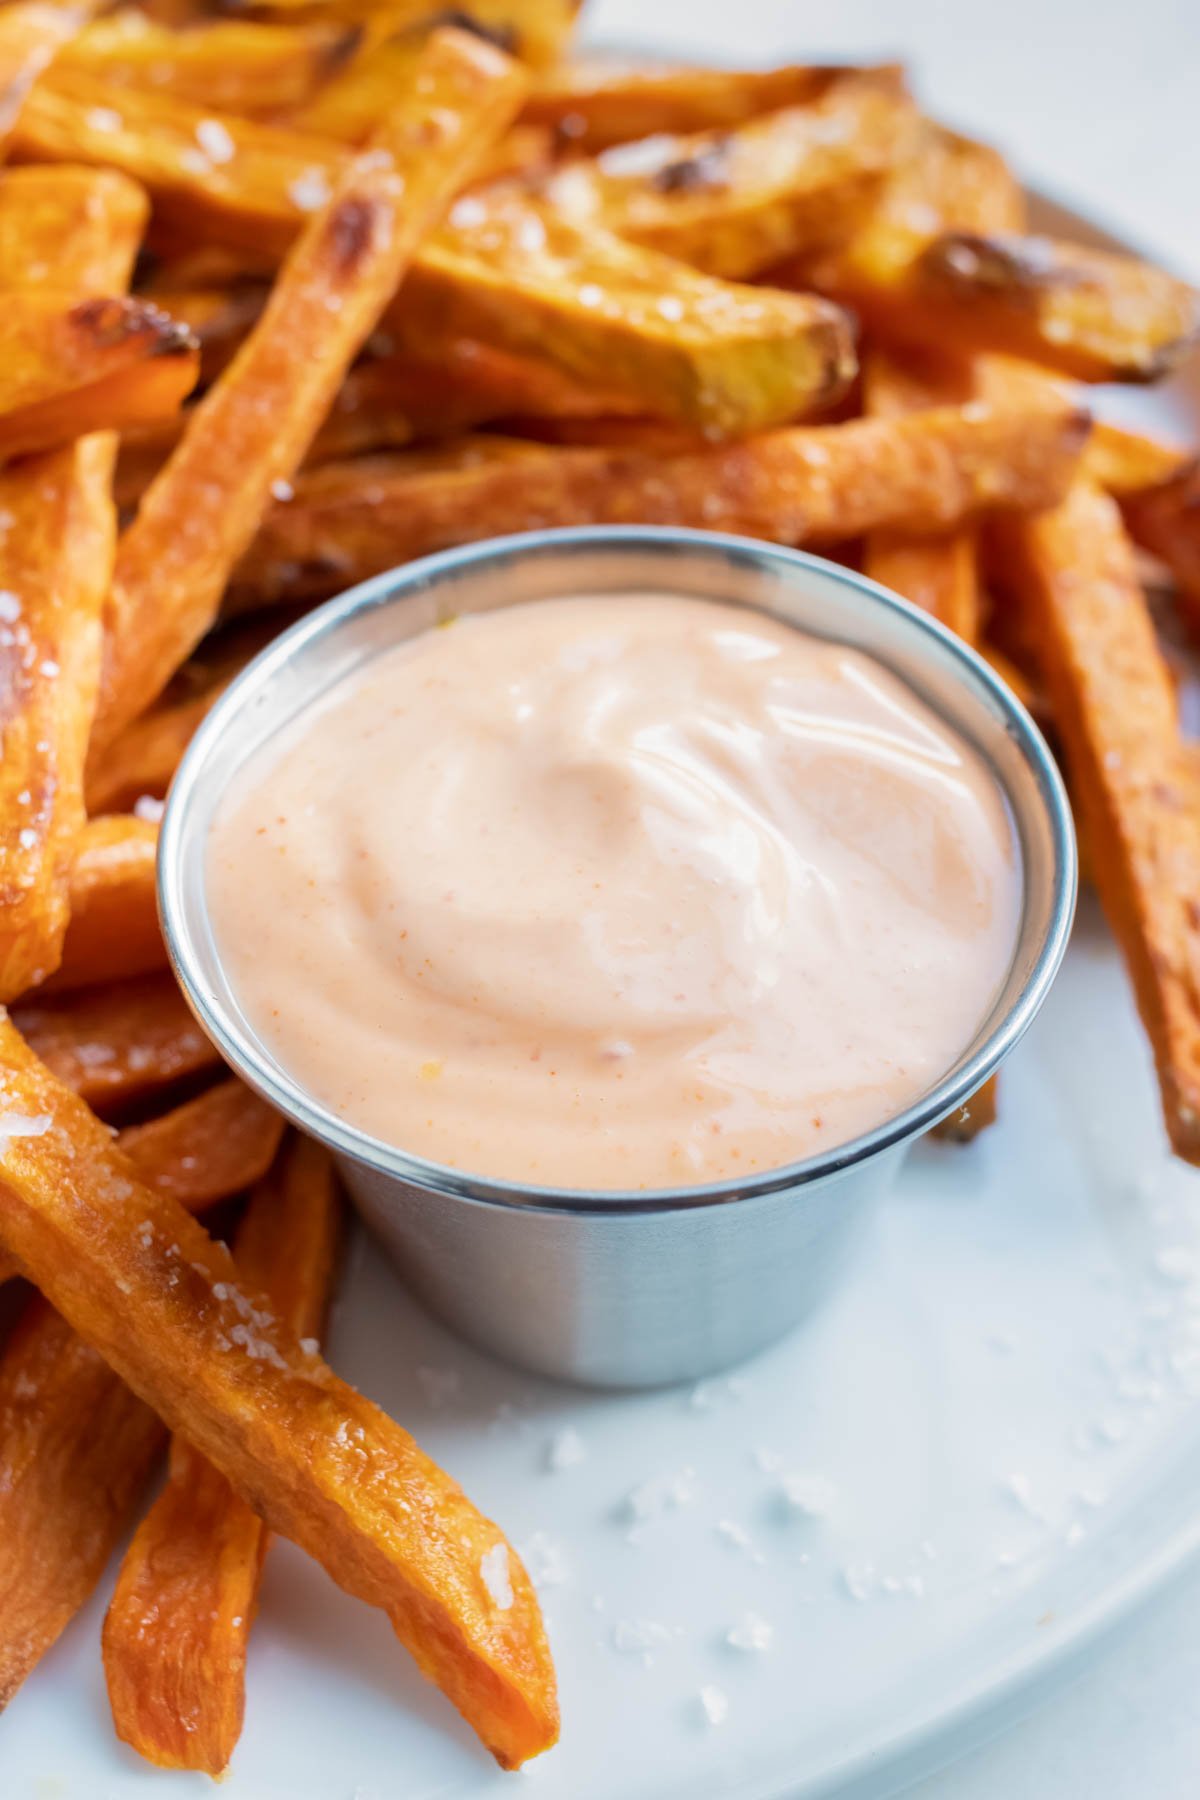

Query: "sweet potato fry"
left=1124, top=465, right=1200, bottom=632
left=143, top=283, right=270, bottom=386
left=13, top=973, right=218, bottom=1110
left=0, top=295, right=196, bottom=464
left=543, top=74, right=918, bottom=279
left=391, top=197, right=855, bottom=435
left=932, top=1074, right=998, bottom=1142
left=92, top=27, right=528, bottom=749
left=0, top=1, right=92, bottom=145
left=0, top=1021, right=559, bottom=1768
left=1086, top=422, right=1194, bottom=500
left=522, top=57, right=874, bottom=151
left=232, top=394, right=1090, bottom=603
left=0, top=178, right=148, bottom=1002
left=907, top=233, right=1200, bottom=382
left=0, top=1295, right=165, bottom=1708
left=104, top=1136, right=340, bottom=1774
left=35, top=816, right=163, bottom=996
left=15, top=75, right=349, bottom=259
left=16, top=77, right=853, bottom=436
left=249, top=0, right=576, bottom=68
left=118, top=1078, right=285, bottom=1207
left=0, top=165, right=149, bottom=294
left=0, top=1250, right=15, bottom=1285
left=798, top=119, right=1026, bottom=297
left=58, top=12, right=361, bottom=115
left=86, top=678, right=218, bottom=810
left=862, top=344, right=983, bottom=642
left=993, top=481, right=1200, bottom=1160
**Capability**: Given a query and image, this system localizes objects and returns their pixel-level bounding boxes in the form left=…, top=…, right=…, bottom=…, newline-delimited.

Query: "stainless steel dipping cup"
left=159, top=528, right=1076, bottom=1388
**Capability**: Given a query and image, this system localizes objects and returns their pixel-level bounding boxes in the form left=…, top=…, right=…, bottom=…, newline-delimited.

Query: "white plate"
left=5, top=215, right=1200, bottom=1800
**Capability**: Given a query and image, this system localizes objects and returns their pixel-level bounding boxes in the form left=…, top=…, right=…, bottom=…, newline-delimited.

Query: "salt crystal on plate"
left=698, top=1685, right=729, bottom=1726
left=779, top=1472, right=837, bottom=1518
left=726, top=1611, right=773, bottom=1651
left=545, top=1427, right=585, bottom=1471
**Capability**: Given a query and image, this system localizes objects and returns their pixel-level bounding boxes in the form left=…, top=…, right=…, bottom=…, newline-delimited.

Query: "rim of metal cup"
left=159, top=526, right=1077, bottom=1219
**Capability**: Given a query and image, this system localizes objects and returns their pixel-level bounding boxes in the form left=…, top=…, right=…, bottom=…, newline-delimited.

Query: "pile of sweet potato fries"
left=0, top=0, right=1197, bottom=1777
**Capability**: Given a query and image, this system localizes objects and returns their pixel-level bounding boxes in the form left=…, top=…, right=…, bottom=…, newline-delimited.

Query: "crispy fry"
left=993, top=481, right=1200, bottom=1161
left=1086, top=421, right=1194, bottom=499
left=906, top=233, right=1200, bottom=383
left=1124, top=465, right=1200, bottom=630
left=932, top=1074, right=998, bottom=1142
left=15, top=75, right=348, bottom=259
left=0, top=1021, right=559, bottom=1767
left=13, top=973, right=218, bottom=1110
left=0, top=177, right=148, bottom=1002
left=92, top=27, right=528, bottom=749
left=543, top=74, right=918, bottom=279
left=144, top=283, right=270, bottom=386
left=59, top=12, right=361, bottom=114
left=36, top=816, right=163, bottom=996
left=0, top=166, right=148, bottom=293
left=0, top=1295, right=164, bottom=1708
left=104, top=1136, right=340, bottom=1774
left=798, top=119, right=1027, bottom=297
left=15, top=79, right=852, bottom=436
left=86, top=679, right=219, bottom=810
left=248, top=0, right=576, bottom=68
left=862, top=345, right=983, bottom=642
left=118, top=1078, right=286, bottom=1207
left=522, top=57, right=875, bottom=151
left=0, top=1, right=92, bottom=145
left=391, top=197, right=855, bottom=435
left=232, top=395, right=1090, bottom=603
left=0, top=295, right=196, bottom=464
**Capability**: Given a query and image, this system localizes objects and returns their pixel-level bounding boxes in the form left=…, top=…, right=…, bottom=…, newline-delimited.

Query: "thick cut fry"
left=0, top=1, right=91, bottom=145
left=117, top=1078, right=286, bottom=1207
left=233, top=395, right=1090, bottom=603
left=0, top=295, right=196, bottom=464
left=15, top=75, right=349, bottom=259
left=59, top=12, right=361, bottom=114
left=906, top=233, right=1200, bottom=382
left=391, top=196, right=855, bottom=435
left=0, top=1022, right=559, bottom=1768
left=932, top=1074, right=998, bottom=1142
left=36, top=816, right=163, bottom=996
left=799, top=120, right=1026, bottom=294
left=15, top=79, right=852, bottom=436
left=13, top=973, right=218, bottom=1109
left=104, top=1137, right=340, bottom=1775
left=522, top=57, right=873, bottom=151
left=1086, top=422, right=1194, bottom=500
left=92, top=27, right=528, bottom=749
left=994, top=482, right=1200, bottom=1160
left=1125, top=465, right=1200, bottom=629
left=0, top=165, right=149, bottom=293
left=249, top=0, right=575, bottom=68
left=86, top=679, right=220, bottom=810
left=0, top=176, right=148, bottom=1002
left=0, top=1296, right=164, bottom=1708
left=543, top=75, right=918, bottom=279
left=140, top=283, right=269, bottom=387
left=0, top=1056, right=287, bottom=1706
left=862, top=345, right=983, bottom=643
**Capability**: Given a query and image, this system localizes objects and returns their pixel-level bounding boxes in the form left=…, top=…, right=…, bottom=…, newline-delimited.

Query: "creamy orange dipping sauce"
left=206, top=594, right=1021, bottom=1189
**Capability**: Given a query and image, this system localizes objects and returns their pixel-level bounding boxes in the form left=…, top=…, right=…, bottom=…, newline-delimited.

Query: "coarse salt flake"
left=545, top=1426, right=585, bottom=1471
left=133, top=795, right=165, bottom=823
left=85, top=107, right=122, bottom=133
left=288, top=168, right=331, bottom=212
left=698, top=1684, right=728, bottom=1726
left=196, top=119, right=236, bottom=164
left=480, top=1542, right=513, bottom=1610
left=0, top=591, right=19, bottom=621
left=726, top=1610, right=773, bottom=1651
left=270, top=478, right=295, bottom=503
left=779, top=1472, right=837, bottom=1518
